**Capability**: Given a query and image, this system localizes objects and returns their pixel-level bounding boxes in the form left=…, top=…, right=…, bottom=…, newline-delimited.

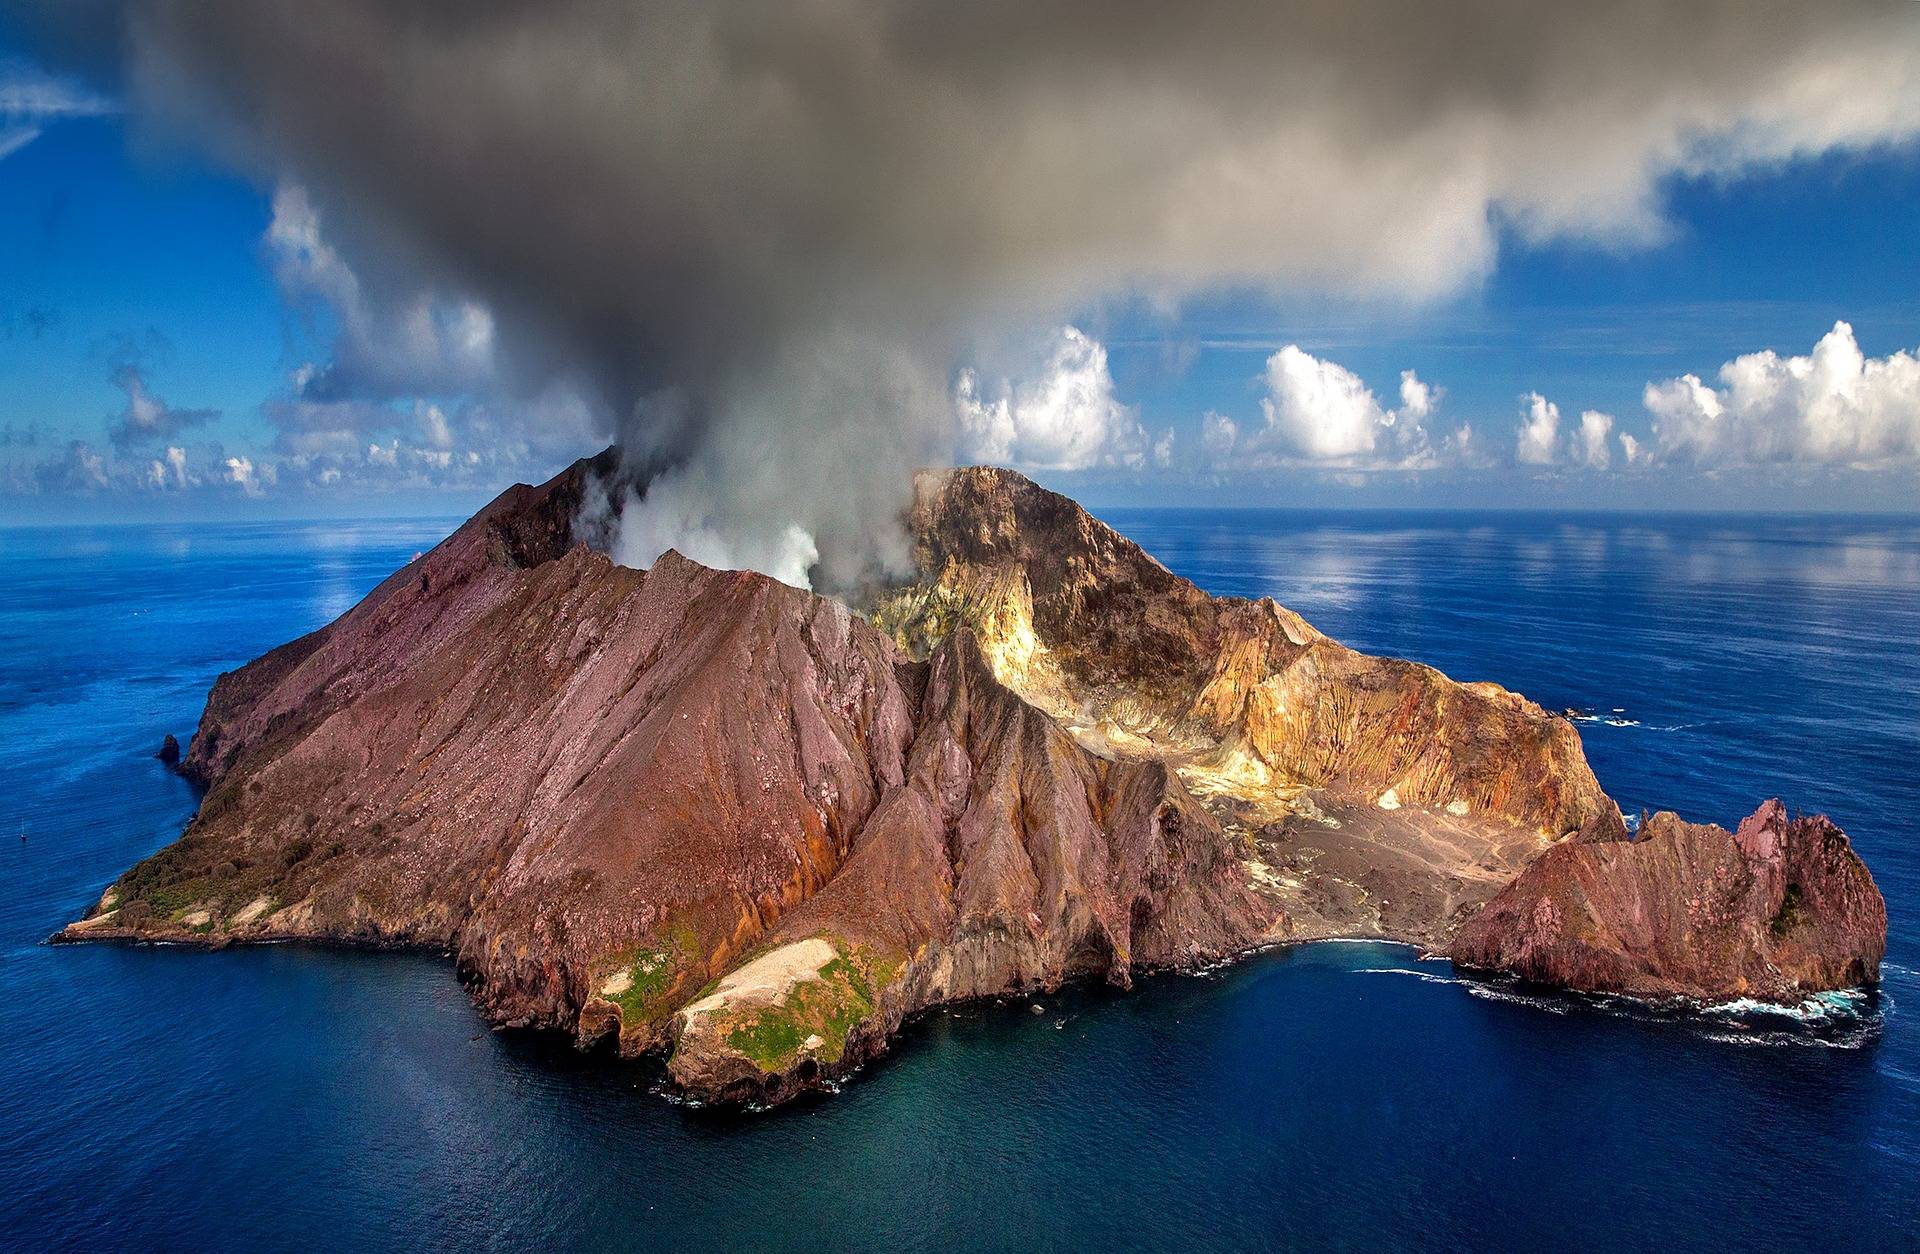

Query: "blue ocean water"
left=0, top=511, right=1915, bottom=1252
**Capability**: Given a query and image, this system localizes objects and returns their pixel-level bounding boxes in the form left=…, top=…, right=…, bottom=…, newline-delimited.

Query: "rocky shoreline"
left=57, top=455, right=1887, bottom=1105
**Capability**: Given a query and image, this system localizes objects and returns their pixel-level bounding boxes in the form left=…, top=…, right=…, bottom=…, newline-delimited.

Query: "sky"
left=2, top=3, right=1919, bottom=553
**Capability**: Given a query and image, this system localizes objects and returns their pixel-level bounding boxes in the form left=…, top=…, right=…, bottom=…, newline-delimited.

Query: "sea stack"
left=1450, top=799, right=1886, bottom=1001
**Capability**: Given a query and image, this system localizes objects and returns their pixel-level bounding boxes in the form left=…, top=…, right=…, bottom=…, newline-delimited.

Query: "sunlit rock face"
left=57, top=454, right=1884, bottom=1104
left=1450, top=799, right=1886, bottom=1001
left=872, top=466, right=1624, bottom=944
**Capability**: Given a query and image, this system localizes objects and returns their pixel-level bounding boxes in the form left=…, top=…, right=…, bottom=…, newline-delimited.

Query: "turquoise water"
left=1, top=512, right=1915, bottom=1251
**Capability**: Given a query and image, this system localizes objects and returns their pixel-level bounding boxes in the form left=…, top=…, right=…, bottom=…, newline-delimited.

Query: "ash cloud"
left=37, top=1, right=1920, bottom=582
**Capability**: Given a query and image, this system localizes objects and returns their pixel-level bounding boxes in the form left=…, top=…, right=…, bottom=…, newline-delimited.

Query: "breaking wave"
left=1563, top=706, right=1707, bottom=733
left=1351, top=964, right=1886, bottom=1047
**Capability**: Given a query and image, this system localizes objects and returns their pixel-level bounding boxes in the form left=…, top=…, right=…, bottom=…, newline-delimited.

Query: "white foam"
left=1347, top=965, right=1879, bottom=1036
left=1568, top=711, right=1642, bottom=728
left=1703, top=989, right=1865, bottom=1022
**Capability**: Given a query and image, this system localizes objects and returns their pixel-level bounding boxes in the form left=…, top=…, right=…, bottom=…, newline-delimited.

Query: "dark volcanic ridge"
left=59, top=454, right=1887, bottom=1104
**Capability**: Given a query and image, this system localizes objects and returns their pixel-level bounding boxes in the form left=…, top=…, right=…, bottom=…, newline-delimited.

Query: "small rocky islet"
left=58, top=453, right=1887, bottom=1105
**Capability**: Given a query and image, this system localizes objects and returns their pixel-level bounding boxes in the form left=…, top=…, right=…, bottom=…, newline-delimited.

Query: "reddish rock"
left=1449, top=799, right=1886, bottom=1002
left=60, top=454, right=1273, bottom=1103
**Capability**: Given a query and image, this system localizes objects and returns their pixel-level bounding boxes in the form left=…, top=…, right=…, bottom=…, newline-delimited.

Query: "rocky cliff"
left=873, top=466, right=1624, bottom=943
left=58, top=456, right=1886, bottom=1103
left=1449, top=799, right=1885, bottom=1001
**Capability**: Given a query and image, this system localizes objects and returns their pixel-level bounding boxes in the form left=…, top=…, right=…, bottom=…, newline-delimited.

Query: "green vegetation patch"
left=603, top=922, right=700, bottom=1030
left=718, top=942, right=897, bottom=1073
left=1770, top=883, right=1806, bottom=938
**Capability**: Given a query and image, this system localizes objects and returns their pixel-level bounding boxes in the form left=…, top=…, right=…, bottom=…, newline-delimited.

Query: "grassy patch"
left=602, top=922, right=700, bottom=1030
left=606, top=947, right=678, bottom=1021
left=143, top=880, right=206, bottom=918
left=717, top=942, right=896, bottom=1072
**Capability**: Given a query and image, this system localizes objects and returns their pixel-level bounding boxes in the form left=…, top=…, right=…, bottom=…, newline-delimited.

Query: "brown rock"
left=1449, top=799, right=1886, bottom=1002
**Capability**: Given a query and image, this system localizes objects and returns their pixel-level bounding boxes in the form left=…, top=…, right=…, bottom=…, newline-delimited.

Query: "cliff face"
left=59, top=456, right=1887, bottom=1102
left=1449, top=800, right=1885, bottom=1001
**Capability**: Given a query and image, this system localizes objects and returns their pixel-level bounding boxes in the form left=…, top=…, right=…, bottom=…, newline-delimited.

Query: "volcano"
left=59, top=454, right=1885, bottom=1104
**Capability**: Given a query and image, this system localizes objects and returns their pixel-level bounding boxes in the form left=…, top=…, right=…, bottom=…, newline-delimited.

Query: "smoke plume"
left=36, top=1, right=1920, bottom=584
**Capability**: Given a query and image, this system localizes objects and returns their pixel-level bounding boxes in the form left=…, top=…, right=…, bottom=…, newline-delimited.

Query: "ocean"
left=0, top=510, right=1914, bottom=1251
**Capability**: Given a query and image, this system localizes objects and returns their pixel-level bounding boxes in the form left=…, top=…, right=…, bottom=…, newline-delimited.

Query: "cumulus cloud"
left=1208, top=346, right=1459, bottom=471
left=36, top=440, right=109, bottom=492
left=224, top=454, right=264, bottom=496
left=28, top=3, right=1920, bottom=568
left=1515, top=395, right=1638, bottom=470
left=107, top=364, right=217, bottom=447
left=1645, top=321, right=1920, bottom=466
left=1515, top=393, right=1561, bottom=466
left=1574, top=411, right=1615, bottom=470
left=955, top=327, right=1159, bottom=471
left=1201, top=411, right=1239, bottom=465
left=1262, top=348, right=1397, bottom=460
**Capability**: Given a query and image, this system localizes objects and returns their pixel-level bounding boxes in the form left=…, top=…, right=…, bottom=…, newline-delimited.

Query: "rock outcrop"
left=1449, top=799, right=1885, bottom=1001
left=59, top=455, right=1887, bottom=1102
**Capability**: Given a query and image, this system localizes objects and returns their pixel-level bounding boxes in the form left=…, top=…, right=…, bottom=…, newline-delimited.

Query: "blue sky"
left=4, top=9, right=1920, bottom=528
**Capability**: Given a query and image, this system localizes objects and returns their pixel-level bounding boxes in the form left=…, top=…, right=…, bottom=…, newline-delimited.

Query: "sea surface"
left=0, top=510, right=1916, bottom=1252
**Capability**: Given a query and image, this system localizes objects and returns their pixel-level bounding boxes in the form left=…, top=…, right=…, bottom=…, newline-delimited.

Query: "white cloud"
left=955, top=327, right=1153, bottom=471
left=1398, top=370, right=1436, bottom=423
left=1515, top=392, right=1561, bottom=465
left=1205, top=348, right=1463, bottom=472
left=1574, top=410, right=1614, bottom=469
left=147, top=445, right=191, bottom=490
left=1515, top=396, right=1640, bottom=470
left=107, top=365, right=217, bottom=447
left=0, top=60, right=116, bottom=161
left=1645, top=321, right=1920, bottom=466
left=225, top=455, right=264, bottom=496
left=1260, top=346, right=1393, bottom=460
left=415, top=401, right=455, bottom=450
left=1201, top=411, right=1238, bottom=464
